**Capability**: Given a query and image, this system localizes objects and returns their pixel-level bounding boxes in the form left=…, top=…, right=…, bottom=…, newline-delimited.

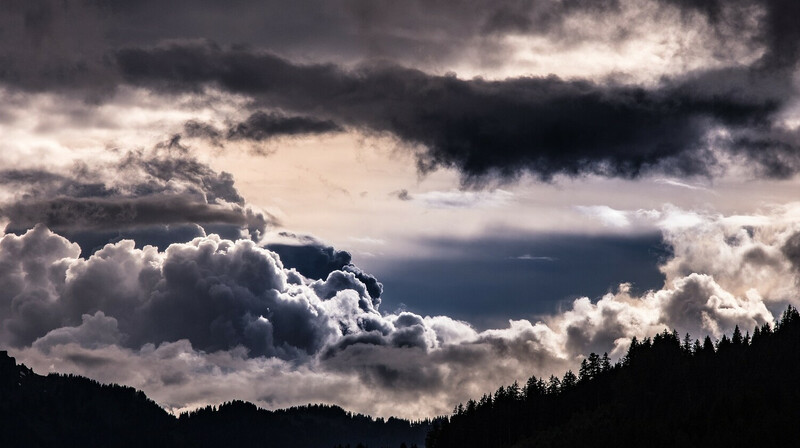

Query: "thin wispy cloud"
left=349, top=236, right=387, bottom=245
left=654, top=178, right=715, bottom=192
left=409, top=189, right=514, bottom=209
left=575, top=205, right=631, bottom=228
left=512, top=254, right=556, bottom=261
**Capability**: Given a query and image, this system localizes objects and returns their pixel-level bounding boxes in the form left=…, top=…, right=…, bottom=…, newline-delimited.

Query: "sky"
left=2, top=0, right=800, bottom=419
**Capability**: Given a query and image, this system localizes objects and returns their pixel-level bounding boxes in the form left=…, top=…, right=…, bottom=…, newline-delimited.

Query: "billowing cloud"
left=264, top=232, right=383, bottom=304
left=4, top=203, right=800, bottom=418
left=0, top=226, right=359, bottom=356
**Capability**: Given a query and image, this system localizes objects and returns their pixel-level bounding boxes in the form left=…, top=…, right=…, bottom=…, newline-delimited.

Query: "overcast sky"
left=2, top=0, right=800, bottom=419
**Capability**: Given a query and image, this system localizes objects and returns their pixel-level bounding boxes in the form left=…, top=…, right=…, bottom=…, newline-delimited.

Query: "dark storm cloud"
left=0, top=0, right=613, bottom=92
left=3, top=1, right=800, bottom=182
left=0, top=147, right=245, bottom=206
left=0, top=0, right=795, bottom=90
left=115, top=42, right=796, bottom=182
left=780, top=231, right=800, bottom=271
left=0, top=168, right=72, bottom=187
left=184, top=111, right=343, bottom=146
left=118, top=146, right=245, bottom=204
left=265, top=234, right=355, bottom=279
left=70, top=0, right=627, bottom=70
left=227, top=111, right=342, bottom=141
left=0, top=167, right=113, bottom=199
left=1, top=195, right=250, bottom=233
left=0, top=227, right=381, bottom=357
left=1, top=0, right=792, bottom=84
left=183, top=120, right=224, bottom=144
left=0, top=148, right=275, bottom=254
left=0, top=0, right=114, bottom=93
left=322, top=344, right=446, bottom=392
left=341, top=265, right=383, bottom=304
left=266, top=232, right=383, bottom=303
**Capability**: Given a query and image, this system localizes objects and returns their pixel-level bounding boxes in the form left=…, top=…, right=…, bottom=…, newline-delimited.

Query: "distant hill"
left=425, top=306, right=800, bottom=448
left=0, top=352, right=429, bottom=448
left=8, top=307, right=800, bottom=448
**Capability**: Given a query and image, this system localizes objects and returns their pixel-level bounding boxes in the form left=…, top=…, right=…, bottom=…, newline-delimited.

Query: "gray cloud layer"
left=2, top=0, right=800, bottom=182
left=184, top=111, right=343, bottom=146
left=4, top=204, right=798, bottom=417
left=116, top=42, right=797, bottom=182
left=0, top=147, right=275, bottom=253
left=0, top=0, right=784, bottom=77
left=0, top=0, right=670, bottom=87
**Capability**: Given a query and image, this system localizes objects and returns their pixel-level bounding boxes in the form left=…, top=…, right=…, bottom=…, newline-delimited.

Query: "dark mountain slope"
left=0, top=351, right=428, bottom=448
left=0, top=353, right=175, bottom=447
left=178, top=400, right=429, bottom=448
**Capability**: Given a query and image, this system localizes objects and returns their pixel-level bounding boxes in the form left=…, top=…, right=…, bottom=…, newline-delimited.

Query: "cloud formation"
left=4, top=203, right=800, bottom=418
left=2, top=1, right=799, bottom=183
left=394, top=189, right=514, bottom=208
left=116, top=43, right=797, bottom=182
left=0, top=146, right=275, bottom=254
left=184, top=111, right=343, bottom=146
left=0, top=0, right=752, bottom=87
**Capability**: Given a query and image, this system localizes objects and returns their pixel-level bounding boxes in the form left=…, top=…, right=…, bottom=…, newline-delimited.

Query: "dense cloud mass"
left=264, top=233, right=383, bottom=304
left=0, top=0, right=721, bottom=88
left=185, top=111, right=343, bottom=145
left=4, top=204, right=800, bottom=417
left=2, top=0, right=800, bottom=182
left=0, top=147, right=275, bottom=254
left=116, top=42, right=797, bottom=182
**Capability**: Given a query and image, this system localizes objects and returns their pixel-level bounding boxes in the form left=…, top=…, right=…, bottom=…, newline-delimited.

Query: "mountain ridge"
left=0, top=350, right=429, bottom=448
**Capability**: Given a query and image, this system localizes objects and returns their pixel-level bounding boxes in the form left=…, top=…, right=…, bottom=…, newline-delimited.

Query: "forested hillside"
left=426, top=306, right=800, bottom=448
left=5, top=306, right=800, bottom=448
left=0, top=352, right=429, bottom=448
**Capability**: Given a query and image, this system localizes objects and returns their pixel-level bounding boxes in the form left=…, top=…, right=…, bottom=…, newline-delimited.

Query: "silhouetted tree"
left=682, top=333, right=693, bottom=354
left=601, top=352, right=611, bottom=372
left=702, top=335, right=715, bottom=355
left=562, top=370, right=577, bottom=389
left=426, top=306, right=800, bottom=448
left=732, top=325, right=743, bottom=346
left=546, top=376, right=561, bottom=395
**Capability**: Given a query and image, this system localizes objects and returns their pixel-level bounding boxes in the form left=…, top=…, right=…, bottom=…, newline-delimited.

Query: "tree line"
left=426, top=306, right=800, bottom=447
left=0, top=351, right=429, bottom=448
